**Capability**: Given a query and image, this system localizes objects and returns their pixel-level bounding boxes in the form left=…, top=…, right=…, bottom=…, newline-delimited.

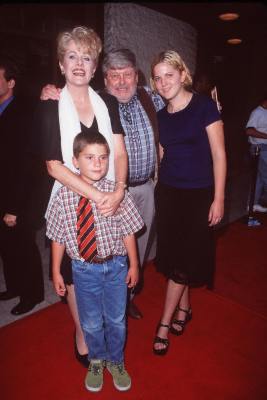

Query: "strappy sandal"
left=169, top=306, right=192, bottom=336
left=153, top=323, right=170, bottom=356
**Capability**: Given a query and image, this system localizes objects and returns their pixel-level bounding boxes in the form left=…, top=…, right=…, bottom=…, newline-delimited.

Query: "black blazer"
left=0, top=96, right=46, bottom=228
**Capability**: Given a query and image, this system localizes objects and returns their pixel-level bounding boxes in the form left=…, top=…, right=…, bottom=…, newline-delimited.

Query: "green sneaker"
left=106, top=361, right=131, bottom=391
left=85, top=359, right=104, bottom=392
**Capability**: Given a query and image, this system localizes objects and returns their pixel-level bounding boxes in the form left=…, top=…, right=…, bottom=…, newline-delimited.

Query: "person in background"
left=193, top=71, right=222, bottom=113
left=246, top=94, right=267, bottom=213
left=46, top=131, right=144, bottom=392
left=33, top=26, right=128, bottom=368
left=150, top=50, right=226, bottom=355
left=0, top=56, right=44, bottom=315
left=41, top=48, right=165, bottom=320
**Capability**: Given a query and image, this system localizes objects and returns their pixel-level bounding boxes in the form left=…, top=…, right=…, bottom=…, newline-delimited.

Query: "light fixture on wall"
left=219, top=13, right=239, bottom=21
left=227, top=38, right=242, bottom=45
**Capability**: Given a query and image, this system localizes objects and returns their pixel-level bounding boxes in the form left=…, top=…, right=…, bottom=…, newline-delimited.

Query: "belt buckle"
left=92, top=255, right=113, bottom=264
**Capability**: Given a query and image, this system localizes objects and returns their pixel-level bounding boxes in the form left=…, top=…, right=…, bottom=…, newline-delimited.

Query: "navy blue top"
left=158, top=93, right=221, bottom=189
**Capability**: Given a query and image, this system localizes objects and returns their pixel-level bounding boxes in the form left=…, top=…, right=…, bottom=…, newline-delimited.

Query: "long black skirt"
left=155, top=182, right=215, bottom=287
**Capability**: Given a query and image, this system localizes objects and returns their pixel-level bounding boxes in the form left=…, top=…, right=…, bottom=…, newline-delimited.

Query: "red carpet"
left=1, top=217, right=267, bottom=400
left=214, top=213, right=267, bottom=317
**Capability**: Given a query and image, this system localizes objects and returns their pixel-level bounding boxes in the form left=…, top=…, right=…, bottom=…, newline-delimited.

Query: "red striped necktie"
left=76, top=197, right=97, bottom=262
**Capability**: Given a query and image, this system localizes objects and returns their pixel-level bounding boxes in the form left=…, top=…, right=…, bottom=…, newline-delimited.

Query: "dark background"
left=1, top=2, right=266, bottom=174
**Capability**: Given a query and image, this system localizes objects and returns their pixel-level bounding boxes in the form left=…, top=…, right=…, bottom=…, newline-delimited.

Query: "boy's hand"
left=126, top=265, right=139, bottom=288
left=52, top=273, right=66, bottom=297
left=40, top=84, right=61, bottom=100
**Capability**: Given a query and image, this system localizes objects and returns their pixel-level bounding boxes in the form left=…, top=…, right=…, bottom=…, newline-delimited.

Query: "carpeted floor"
left=1, top=216, right=267, bottom=400
left=214, top=214, right=267, bottom=318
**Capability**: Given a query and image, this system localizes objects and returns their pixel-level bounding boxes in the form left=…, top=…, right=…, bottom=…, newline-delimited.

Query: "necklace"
left=168, top=93, right=192, bottom=113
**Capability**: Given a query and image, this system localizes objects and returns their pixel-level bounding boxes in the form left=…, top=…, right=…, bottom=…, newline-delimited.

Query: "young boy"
left=46, top=131, right=144, bottom=393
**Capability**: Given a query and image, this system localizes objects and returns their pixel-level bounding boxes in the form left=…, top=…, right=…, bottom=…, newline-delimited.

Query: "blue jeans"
left=72, top=256, right=128, bottom=363
left=250, top=144, right=267, bottom=203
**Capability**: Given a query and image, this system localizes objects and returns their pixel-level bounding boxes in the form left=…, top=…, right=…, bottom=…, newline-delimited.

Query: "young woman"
left=33, top=26, right=128, bottom=366
left=150, top=50, right=226, bottom=355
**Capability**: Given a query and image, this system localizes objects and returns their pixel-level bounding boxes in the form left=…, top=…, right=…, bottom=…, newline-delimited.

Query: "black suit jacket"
left=0, top=96, right=46, bottom=228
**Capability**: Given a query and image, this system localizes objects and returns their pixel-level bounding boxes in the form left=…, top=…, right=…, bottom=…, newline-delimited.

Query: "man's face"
left=104, top=66, right=138, bottom=103
left=0, top=68, right=14, bottom=102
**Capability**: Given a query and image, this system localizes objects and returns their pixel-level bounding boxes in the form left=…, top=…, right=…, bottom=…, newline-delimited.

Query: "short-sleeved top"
left=33, top=91, right=123, bottom=162
left=46, top=178, right=144, bottom=260
left=158, top=93, right=221, bottom=189
left=246, top=105, right=267, bottom=145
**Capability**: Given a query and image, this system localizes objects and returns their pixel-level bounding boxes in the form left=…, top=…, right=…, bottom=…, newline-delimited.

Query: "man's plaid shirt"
left=119, top=87, right=165, bottom=184
left=46, top=179, right=144, bottom=261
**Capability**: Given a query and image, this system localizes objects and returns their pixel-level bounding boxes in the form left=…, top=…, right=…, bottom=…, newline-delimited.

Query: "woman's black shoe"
left=169, top=306, right=192, bottom=336
left=153, top=323, right=170, bottom=356
left=73, top=332, right=89, bottom=368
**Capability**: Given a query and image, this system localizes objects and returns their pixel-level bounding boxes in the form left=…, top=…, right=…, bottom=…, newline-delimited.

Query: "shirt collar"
left=119, top=94, right=138, bottom=107
left=0, top=95, right=14, bottom=115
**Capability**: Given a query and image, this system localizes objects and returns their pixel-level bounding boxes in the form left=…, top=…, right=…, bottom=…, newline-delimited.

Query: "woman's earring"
left=61, top=69, right=65, bottom=75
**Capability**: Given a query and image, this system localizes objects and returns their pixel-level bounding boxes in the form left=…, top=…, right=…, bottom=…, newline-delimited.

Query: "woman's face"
left=153, top=62, right=186, bottom=101
left=59, top=40, right=96, bottom=87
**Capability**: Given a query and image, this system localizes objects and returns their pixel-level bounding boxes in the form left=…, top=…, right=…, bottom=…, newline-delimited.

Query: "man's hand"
left=3, top=213, right=17, bottom=227
left=40, top=84, right=61, bottom=100
left=96, top=188, right=125, bottom=217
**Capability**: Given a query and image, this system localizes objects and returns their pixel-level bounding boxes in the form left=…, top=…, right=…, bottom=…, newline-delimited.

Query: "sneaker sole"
left=85, top=382, right=103, bottom=392
left=113, top=381, right=131, bottom=391
left=107, top=366, right=131, bottom=391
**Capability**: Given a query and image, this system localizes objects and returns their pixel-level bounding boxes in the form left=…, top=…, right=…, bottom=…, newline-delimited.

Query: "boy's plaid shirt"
left=46, top=178, right=144, bottom=261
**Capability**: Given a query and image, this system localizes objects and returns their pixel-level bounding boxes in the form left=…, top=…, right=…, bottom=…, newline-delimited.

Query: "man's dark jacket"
left=0, top=96, right=46, bottom=228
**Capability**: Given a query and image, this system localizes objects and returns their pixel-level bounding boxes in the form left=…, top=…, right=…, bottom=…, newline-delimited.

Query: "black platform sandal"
left=153, top=323, right=170, bottom=356
left=169, top=306, right=192, bottom=336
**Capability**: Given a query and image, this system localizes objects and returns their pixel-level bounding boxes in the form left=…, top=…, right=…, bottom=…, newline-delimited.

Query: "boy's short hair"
left=73, top=131, right=110, bottom=158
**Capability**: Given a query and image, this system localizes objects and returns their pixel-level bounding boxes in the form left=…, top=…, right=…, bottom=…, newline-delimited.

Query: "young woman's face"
left=152, top=62, right=186, bottom=101
left=59, top=40, right=96, bottom=88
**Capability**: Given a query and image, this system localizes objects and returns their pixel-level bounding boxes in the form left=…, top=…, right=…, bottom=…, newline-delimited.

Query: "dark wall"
left=195, top=20, right=267, bottom=175
left=1, top=3, right=265, bottom=176
left=0, top=3, right=104, bottom=97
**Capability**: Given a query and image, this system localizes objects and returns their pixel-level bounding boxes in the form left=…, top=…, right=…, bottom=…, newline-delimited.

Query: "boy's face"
left=72, top=143, right=109, bottom=184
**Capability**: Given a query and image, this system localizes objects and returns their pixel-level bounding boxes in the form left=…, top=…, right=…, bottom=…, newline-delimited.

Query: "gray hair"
left=102, top=48, right=137, bottom=76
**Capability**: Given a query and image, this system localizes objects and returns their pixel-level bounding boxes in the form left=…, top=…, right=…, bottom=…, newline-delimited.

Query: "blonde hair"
left=150, top=50, right=192, bottom=91
left=57, top=26, right=102, bottom=66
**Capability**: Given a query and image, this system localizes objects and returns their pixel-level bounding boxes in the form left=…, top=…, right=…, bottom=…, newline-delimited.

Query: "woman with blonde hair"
left=150, top=50, right=226, bottom=355
left=33, top=26, right=127, bottom=366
